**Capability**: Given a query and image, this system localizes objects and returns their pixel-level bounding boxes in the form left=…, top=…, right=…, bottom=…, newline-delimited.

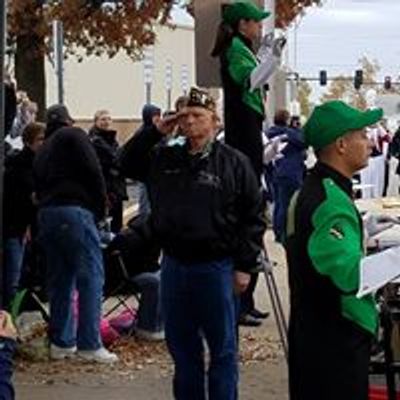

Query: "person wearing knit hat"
left=211, top=0, right=282, bottom=328
left=285, top=100, right=384, bottom=400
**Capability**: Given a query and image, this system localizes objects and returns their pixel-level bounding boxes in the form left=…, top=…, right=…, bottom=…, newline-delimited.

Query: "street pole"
left=143, top=47, right=154, bottom=104
left=264, top=0, right=276, bottom=123
left=53, top=20, right=64, bottom=104
left=181, top=64, right=189, bottom=96
left=0, top=1, right=7, bottom=308
left=145, top=83, right=151, bottom=104
left=165, top=60, right=173, bottom=111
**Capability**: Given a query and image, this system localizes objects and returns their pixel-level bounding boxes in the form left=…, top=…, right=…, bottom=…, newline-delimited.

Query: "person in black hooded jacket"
left=34, top=124, right=118, bottom=363
left=89, top=109, right=127, bottom=232
left=131, top=104, right=161, bottom=216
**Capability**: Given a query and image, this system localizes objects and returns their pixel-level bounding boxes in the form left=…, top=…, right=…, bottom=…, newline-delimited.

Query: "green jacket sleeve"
left=308, top=185, right=363, bottom=293
left=226, top=39, right=257, bottom=88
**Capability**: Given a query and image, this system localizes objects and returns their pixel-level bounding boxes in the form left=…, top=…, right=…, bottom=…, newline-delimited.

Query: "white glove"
left=263, top=135, right=288, bottom=165
left=272, top=37, right=287, bottom=58
left=363, top=212, right=398, bottom=238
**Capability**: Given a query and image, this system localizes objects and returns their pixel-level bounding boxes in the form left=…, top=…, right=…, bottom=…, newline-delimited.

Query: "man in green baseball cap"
left=304, top=100, right=383, bottom=151
left=285, top=100, right=383, bottom=400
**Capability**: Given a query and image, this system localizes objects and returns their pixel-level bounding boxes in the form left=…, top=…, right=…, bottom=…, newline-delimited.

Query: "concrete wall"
left=46, top=22, right=195, bottom=120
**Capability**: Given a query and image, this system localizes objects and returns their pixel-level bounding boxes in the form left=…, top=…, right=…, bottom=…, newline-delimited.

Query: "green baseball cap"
left=303, top=100, right=383, bottom=150
left=222, top=1, right=271, bottom=26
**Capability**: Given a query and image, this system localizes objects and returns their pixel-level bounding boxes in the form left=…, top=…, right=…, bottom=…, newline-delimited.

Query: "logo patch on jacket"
left=329, top=224, right=344, bottom=240
left=197, top=171, right=221, bottom=188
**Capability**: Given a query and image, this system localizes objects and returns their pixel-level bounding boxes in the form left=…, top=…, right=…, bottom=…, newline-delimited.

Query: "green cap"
left=304, top=100, right=383, bottom=150
left=222, top=1, right=271, bottom=26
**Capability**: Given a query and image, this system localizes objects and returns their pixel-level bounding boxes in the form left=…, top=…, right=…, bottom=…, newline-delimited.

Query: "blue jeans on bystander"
left=38, top=206, right=104, bottom=350
left=4, top=237, right=25, bottom=307
left=161, top=255, right=238, bottom=400
left=133, top=271, right=163, bottom=333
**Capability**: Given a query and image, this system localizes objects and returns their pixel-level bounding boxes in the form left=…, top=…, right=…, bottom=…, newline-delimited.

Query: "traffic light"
left=354, top=70, right=363, bottom=90
left=319, top=70, right=327, bottom=86
left=384, top=76, right=392, bottom=90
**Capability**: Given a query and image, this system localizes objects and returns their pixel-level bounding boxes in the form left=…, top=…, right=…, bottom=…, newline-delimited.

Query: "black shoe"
left=249, top=309, right=270, bottom=320
left=238, top=313, right=262, bottom=327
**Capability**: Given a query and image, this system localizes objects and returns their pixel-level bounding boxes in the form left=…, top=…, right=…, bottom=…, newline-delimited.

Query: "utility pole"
left=165, top=60, right=173, bottom=111
left=143, top=47, right=154, bottom=104
left=264, top=0, right=276, bottom=123
left=0, top=1, right=7, bottom=307
left=53, top=20, right=64, bottom=104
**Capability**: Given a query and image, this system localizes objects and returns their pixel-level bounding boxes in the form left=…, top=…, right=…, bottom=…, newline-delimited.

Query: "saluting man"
left=285, top=101, right=383, bottom=400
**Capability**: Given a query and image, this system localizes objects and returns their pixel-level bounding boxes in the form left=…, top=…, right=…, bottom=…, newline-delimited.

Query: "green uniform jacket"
left=286, top=162, right=377, bottom=335
left=225, top=36, right=265, bottom=117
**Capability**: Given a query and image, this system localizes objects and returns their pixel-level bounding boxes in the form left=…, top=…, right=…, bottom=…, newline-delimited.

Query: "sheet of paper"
left=250, top=57, right=277, bottom=91
left=357, top=246, right=400, bottom=298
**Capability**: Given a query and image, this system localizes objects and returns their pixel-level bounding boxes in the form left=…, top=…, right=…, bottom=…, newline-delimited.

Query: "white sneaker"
left=135, top=328, right=165, bottom=342
left=50, top=344, right=77, bottom=360
left=77, top=347, right=119, bottom=364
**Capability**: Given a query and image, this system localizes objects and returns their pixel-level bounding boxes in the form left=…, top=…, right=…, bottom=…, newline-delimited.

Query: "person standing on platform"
left=211, top=0, right=283, bottom=326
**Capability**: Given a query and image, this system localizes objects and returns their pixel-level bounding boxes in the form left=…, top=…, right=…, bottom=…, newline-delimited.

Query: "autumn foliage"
left=8, top=0, right=174, bottom=60
left=276, top=0, right=322, bottom=28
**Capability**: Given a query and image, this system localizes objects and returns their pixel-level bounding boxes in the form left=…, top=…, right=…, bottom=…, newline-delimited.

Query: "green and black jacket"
left=224, top=35, right=265, bottom=116
left=220, top=34, right=265, bottom=177
left=285, top=162, right=378, bottom=336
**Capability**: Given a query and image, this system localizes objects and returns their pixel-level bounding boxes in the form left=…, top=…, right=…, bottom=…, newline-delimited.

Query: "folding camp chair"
left=102, top=249, right=141, bottom=320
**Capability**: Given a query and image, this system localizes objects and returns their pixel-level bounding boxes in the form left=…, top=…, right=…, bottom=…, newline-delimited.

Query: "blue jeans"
left=4, top=238, right=25, bottom=307
left=0, top=338, right=15, bottom=400
left=38, top=206, right=104, bottom=350
left=161, top=255, right=238, bottom=400
left=137, top=182, right=151, bottom=216
left=133, top=271, right=163, bottom=332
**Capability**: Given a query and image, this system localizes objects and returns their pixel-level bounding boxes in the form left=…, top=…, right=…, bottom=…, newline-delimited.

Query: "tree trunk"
left=15, top=34, right=46, bottom=121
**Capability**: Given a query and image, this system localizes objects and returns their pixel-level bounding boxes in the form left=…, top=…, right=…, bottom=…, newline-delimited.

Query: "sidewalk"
left=16, top=360, right=288, bottom=400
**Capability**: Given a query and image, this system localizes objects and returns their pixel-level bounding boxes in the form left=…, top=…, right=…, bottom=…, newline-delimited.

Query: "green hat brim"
left=305, top=105, right=384, bottom=150
left=255, top=10, right=271, bottom=21
left=348, top=108, right=383, bottom=132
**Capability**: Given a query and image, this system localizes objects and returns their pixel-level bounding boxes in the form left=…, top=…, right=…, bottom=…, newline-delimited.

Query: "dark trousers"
left=110, top=199, right=123, bottom=233
left=289, top=314, right=372, bottom=400
left=161, top=255, right=238, bottom=400
left=224, top=106, right=263, bottom=180
left=239, top=273, right=258, bottom=315
left=273, top=178, right=300, bottom=243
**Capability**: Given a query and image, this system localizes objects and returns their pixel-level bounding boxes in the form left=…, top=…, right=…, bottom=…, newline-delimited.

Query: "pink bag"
left=109, top=309, right=137, bottom=334
left=100, top=319, right=120, bottom=346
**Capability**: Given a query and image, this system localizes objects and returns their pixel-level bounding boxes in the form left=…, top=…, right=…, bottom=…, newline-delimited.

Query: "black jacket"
left=119, top=126, right=266, bottom=272
left=89, top=126, right=127, bottom=200
left=286, top=162, right=373, bottom=400
left=4, top=147, right=36, bottom=238
left=5, top=83, right=16, bottom=137
left=34, top=127, right=107, bottom=220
